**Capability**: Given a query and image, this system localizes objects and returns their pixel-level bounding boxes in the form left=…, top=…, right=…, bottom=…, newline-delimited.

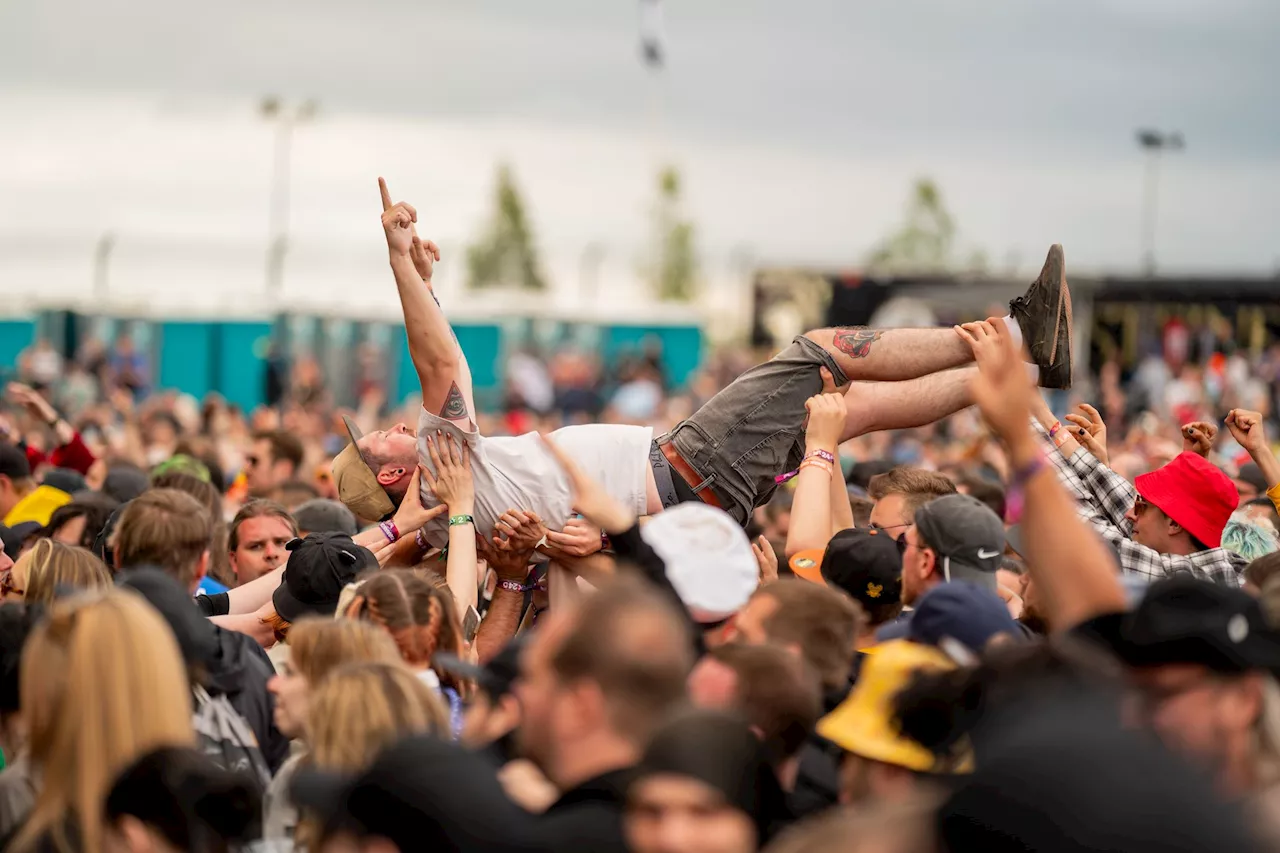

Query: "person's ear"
left=1221, top=673, right=1264, bottom=730
left=920, top=547, right=937, bottom=579
left=376, top=466, right=406, bottom=487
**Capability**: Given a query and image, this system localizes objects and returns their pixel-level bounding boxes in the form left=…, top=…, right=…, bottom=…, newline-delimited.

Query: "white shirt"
left=416, top=407, right=652, bottom=547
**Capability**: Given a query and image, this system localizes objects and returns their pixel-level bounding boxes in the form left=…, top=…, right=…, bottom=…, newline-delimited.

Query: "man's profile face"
left=357, top=425, right=418, bottom=485
left=1126, top=497, right=1171, bottom=552
left=246, top=438, right=280, bottom=496
left=899, top=526, right=930, bottom=606
left=515, top=611, right=572, bottom=776
left=230, top=515, right=295, bottom=583
left=869, top=493, right=911, bottom=539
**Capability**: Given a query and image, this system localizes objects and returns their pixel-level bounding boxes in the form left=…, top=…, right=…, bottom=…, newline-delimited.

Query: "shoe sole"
left=1036, top=244, right=1073, bottom=388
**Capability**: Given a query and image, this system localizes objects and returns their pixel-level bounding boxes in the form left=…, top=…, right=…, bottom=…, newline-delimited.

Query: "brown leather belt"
left=659, top=441, right=723, bottom=510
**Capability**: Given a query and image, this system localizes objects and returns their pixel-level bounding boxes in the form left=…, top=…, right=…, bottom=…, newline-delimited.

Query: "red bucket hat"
left=1134, top=452, right=1237, bottom=549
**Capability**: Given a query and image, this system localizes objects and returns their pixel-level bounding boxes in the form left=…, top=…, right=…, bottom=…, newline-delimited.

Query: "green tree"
left=868, top=178, right=959, bottom=274
left=647, top=167, right=700, bottom=302
left=466, top=164, right=547, bottom=291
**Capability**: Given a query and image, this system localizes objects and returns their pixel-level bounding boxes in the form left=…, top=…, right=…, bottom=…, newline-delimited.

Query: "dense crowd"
left=3, top=181, right=1280, bottom=853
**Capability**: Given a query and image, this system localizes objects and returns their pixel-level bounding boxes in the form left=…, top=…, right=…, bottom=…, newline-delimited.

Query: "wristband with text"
left=498, top=579, right=525, bottom=594
left=378, top=520, right=399, bottom=543
left=449, top=514, right=475, bottom=528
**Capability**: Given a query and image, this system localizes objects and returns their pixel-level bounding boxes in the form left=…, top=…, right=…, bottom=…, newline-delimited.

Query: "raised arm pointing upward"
left=378, top=177, right=474, bottom=427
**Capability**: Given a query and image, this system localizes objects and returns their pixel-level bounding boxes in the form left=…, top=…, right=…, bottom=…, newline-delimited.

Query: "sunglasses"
left=1133, top=497, right=1157, bottom=517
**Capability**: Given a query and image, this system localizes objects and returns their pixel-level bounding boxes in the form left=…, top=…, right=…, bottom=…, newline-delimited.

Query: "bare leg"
left=804, top=327, right=973, bottom=383
left=840, top=367, right=978, bottom=440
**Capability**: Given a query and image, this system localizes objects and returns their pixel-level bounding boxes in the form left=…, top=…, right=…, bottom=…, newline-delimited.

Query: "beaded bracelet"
left=378, top=520, right=399, bottom=543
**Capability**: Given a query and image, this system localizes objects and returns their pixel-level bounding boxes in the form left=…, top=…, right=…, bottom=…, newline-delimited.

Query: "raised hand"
left=544, top=517, right=605, bottom=558
left=478, top=534, right=534, bottom=582
left=955, top=318, right=1008, bottom=374
left=494, top=509, right=548, bottom=553
left=378, top=177, right=417, bottom=258
left=391, top=465, right=450, bottom=534
left=423, top=432, right=474, bottom=514
left=804, top=368, right=847, bottom=453
left=968, top=321, right=1036, bottom=445
left=1065, top=403, right=1110, bottom=466
left=1181, top=421, right=1218, bottom=459
left=1226, top=410, right=1268, bottom=455
left=7, top=382, right=58, bottom=425
left=753, top=535, right=779, bottom=585
left=411, top=231, right=441, bottom=285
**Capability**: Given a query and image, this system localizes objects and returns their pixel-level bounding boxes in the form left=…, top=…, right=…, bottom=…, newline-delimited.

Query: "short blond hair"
left=19, top=540, right=111, bottom=606
left=286, top=618, right=401, bottom=684
left=867, top=467, right=957, bottom=517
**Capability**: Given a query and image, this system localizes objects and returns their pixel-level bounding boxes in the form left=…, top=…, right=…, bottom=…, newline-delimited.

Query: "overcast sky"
left=1, top=0, right=1276, bottom=313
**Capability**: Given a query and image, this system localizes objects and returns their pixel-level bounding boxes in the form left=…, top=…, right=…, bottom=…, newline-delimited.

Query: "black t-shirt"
left=195, top=592, right=230, bottom=618
left=539, top=767, right=636, bottom=853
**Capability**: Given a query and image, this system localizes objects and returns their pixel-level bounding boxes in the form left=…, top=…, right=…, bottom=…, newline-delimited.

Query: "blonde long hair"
left=285, top=618, right=401, bottom=684
left=19, top=540, right=112, bottom=606
left=12, top=589, right=194, bottom=853
left=306, top=662, right=449, bottom=772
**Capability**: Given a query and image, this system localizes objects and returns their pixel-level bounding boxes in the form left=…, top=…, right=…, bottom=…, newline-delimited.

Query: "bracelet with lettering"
left=415, top=529, right=429, bottom=550
left=378, top=520, right=400, bottom=543
left=498, top=579, right=525, bottom=594
left=449, top=514, right=475, bottom=528
left=804, top=448, right=837, bottom=466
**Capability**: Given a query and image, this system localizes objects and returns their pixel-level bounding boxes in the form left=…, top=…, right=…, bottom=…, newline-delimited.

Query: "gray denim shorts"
left=656, top=335, right=848, bottom=526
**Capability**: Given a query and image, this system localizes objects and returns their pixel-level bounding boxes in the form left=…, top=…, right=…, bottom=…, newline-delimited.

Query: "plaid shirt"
left=1036, top=424, right=1245, bottom=587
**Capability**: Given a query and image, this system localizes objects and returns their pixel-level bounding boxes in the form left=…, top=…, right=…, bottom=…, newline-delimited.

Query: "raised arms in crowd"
left=378, top=177, right=476, bottom=427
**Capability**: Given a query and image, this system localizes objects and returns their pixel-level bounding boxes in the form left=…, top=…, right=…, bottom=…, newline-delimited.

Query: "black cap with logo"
left=819, top=528, right=903, bottom=616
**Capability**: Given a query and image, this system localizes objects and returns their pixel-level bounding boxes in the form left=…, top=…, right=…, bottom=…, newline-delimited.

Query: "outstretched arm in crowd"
left=7, top=382, right=97, bottom=474
left=1227, top=409, right=1280, bottom=509
left=963, top=322, right=1126, bottom=629
left=378, top=178, right=475, bottom=426
left=422, top=433, right=478, bottom=619
left=785, top=370, right=845, bottom=559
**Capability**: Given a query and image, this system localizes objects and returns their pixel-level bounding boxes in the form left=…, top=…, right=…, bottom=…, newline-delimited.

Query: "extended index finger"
left=378, top=177, right=393, bottom=212
left=1078, top=403, right=1103, bottom=425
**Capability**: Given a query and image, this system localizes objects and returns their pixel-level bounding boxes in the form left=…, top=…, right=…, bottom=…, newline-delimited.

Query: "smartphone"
left=462, top=604, right=482, bottom=643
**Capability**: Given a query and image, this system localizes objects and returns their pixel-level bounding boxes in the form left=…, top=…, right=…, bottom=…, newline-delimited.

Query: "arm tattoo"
left=833, top=327, right=883, bottom=359
left=438, top=381, right=469, bottom=420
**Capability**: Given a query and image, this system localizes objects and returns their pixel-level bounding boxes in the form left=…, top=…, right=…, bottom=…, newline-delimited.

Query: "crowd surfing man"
left=333, top=177, right=1075, bottom=555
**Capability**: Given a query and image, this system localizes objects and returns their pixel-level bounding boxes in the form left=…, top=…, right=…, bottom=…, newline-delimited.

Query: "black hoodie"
left=118, top=569, right=290, bottom=774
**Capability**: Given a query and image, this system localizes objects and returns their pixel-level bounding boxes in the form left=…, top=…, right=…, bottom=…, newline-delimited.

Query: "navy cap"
left=909, top=582, right=1020, bottom=654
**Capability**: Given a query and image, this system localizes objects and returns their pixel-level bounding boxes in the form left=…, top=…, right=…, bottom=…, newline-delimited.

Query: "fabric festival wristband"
left=378, top=521, right=399, bottom=543
left=498, top=579, right=524, bottom=594
left=449, top=515, right=475, bottom=528
left=415, top=529, right=429, bottom=550
left=1011, top=454, right=1047, bottom=489
left=804, top=448, right=836, bottom=465
left=799, top=460, right=834, bottom=476
left=1048, top=421, right=1062, bottom=438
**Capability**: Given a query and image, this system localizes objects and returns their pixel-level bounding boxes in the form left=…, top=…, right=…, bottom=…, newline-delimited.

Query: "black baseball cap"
left=290, top=734, right=539, bottom=853
left=0, top=443, right=31, bottom=481
left=792, top=528, right=903, bottom=614
left=913, top=494, right=1005, bottom=592
left=435, top=638, right=525, bottom=702
left=1109, top=576, right=1280, bottom=674
left=272, top=533, right=375, bottom=623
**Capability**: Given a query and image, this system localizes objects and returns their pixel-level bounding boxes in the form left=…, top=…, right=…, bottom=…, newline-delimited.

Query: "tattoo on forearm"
left=439, top=381, right=469, bottom=420
left=833, top=328, right=883, bottom=359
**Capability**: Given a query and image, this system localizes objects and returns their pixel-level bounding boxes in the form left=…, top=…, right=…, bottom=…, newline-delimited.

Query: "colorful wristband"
left=378, top=520, right=399, bottom=543
left=449, top=514, right=475, bottom=528
left=415, top=529, right=429, bottom=550
left=601, top=531, right=611, bottom=552
left=1048, top=421, right=1062, bottom=438
left=498, top=579, right=525, bottom=594
left=804, top=448, right=837, bottom=465
left=1011, top=454, right=1047, bottom=489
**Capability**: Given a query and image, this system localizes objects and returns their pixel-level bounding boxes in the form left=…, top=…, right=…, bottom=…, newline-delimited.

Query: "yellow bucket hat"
left=817, top=639, right=965, bottom=773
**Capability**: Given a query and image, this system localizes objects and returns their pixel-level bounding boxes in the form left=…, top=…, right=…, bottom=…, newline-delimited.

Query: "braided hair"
left=343, top=570, right=466, bottom=695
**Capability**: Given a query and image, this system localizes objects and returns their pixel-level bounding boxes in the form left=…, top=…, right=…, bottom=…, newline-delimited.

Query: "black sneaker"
left=1010, top=244, right=1073, bottom=390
